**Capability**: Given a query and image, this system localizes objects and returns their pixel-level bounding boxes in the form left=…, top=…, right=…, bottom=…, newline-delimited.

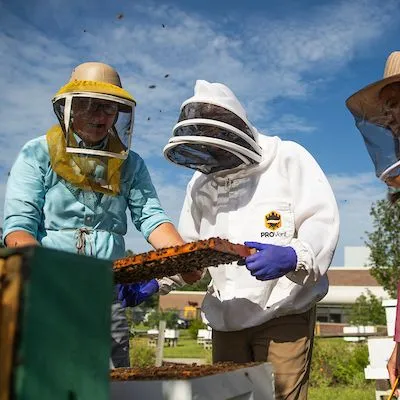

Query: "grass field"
left=130, top=328, right=378, bottom=399
left=131, top=329, right=211, bottom=359
left=309, top=385, right=375, bottom=399
left=163, top=329, right=211, bottom=359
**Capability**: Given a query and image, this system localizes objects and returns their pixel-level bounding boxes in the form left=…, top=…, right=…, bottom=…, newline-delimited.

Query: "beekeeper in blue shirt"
left=3, top=62, right=200, bottom=367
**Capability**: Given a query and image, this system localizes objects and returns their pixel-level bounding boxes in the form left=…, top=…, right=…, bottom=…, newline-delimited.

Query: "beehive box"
left=0, top=246, right=113, bottom=400
left=110, top=362, right=275, bottom=400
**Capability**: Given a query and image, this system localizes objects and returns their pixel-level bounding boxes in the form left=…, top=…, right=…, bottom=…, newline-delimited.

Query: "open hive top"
left=113, top=237, right=253, bottom=284
left=110, top=362, right=262, bottom=381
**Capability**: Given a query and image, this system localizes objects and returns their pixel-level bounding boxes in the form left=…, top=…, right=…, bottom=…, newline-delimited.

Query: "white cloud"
left=123, top=165, right=192, bottom=253
left=1, top=0, right=396, bottom=160
left=250, top=0, right=397, bottom=74
left=327, top=172, right=386, bottom=265
left=266, top=115, right=316, bottom=136
left=0, top=0, right=397, bottom=258
left=123, top=230, right=152, bottom=255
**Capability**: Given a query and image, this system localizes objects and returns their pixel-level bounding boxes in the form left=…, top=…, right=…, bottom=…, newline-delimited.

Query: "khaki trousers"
left=212, top=307, right=316, bottom=400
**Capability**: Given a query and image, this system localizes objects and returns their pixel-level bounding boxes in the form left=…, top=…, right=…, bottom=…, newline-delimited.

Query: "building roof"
left=159, top=268, right=390, bottom=311
left=327, top=268, right=380, bottom=286
left=321, top=286, right=389, bottom=304
left=160, top=291, right=207, bottom=311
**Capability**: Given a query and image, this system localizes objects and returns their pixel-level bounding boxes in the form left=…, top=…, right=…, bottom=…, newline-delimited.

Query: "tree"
left=365, top=199, right=400, bottom=298
left=188, top=318, right=206, bottom=340
left=125, top=307, right=134, bottom=327
left=349, top=290, right=386, bottom=325
left=141, top=293, right=159, bottom=309
left=145, top=309, right=179, bottom=329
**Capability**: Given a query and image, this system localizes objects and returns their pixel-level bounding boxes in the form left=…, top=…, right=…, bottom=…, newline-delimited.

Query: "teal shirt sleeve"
left=3, top=139, right=46, bottom=242
left=127, top=154, right=171, bottom=239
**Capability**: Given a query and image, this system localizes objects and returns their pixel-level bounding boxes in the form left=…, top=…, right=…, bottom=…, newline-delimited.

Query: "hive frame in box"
left=113, top=237, right=255, bottom=283
left=111, top=362, right=274, bottom=400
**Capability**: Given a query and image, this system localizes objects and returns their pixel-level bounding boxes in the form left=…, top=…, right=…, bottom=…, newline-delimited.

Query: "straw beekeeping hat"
left=54, top=62, right=135, bottom=103
left=346, top=51, right=400, bottom=121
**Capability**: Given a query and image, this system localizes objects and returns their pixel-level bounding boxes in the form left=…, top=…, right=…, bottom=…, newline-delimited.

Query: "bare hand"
left=5, top=230, right=39, bottom=248
left=387, top=342, right=400, bottom=397
left=181, top=270, right=203, bottom=284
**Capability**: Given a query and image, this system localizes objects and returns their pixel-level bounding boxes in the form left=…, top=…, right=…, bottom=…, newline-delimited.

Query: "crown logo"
left=265, top=211, right=282, bottom=231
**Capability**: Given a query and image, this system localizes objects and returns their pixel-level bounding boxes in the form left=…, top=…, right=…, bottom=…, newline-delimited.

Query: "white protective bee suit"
left=178, top=132, right=339, bottom=331
left=164, top=80, right=340, bottom=331
left=164, top=80, right=340, bottom=400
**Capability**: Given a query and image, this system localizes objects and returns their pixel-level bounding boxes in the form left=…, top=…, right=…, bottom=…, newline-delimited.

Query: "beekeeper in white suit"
left=164, top=80, right=340, bottom=400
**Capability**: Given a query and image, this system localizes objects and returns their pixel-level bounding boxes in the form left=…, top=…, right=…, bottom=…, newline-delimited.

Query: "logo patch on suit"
left=265, top=211, right=282, bottom=231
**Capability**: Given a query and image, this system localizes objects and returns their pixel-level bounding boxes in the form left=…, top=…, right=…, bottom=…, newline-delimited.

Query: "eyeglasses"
left=73, top=98, right=119, bottom=115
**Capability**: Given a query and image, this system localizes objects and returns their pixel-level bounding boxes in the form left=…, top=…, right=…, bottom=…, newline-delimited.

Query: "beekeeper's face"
left=72, top=98, right=118, bottom=145
left=385, top=176, right=400, bottom=188
left=380, top=83, right=400, bottom=136
left=376, top=83, right=400, bottom=189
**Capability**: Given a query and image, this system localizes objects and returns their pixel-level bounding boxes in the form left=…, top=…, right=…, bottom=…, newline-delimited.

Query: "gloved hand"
left=117, top=279, right=159, bottom=308
left=243, top=241, right=297, bottom=281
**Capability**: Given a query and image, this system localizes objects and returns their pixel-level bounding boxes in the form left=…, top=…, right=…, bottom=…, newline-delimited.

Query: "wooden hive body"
left=0, top=247, right=113, bottom=400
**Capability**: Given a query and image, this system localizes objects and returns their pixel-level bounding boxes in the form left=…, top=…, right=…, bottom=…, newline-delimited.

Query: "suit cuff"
left=157, top=274, right=185, bottom=295
left=285, top=240, right=315, bottom=285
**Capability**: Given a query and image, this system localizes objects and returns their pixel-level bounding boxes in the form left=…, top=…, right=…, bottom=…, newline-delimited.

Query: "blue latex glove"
left=117, top=279, right=159, bottom=308
left=243, top=241, right=297, bottom=281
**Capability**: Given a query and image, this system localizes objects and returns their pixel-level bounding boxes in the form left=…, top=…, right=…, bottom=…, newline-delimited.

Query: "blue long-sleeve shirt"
left=3, top=135, right=171, bottom=260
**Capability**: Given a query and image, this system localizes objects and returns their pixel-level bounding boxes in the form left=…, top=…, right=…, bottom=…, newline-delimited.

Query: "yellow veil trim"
left=55, top=80, right=136, bottom=103
left=46, top=125, right=124, bottom=196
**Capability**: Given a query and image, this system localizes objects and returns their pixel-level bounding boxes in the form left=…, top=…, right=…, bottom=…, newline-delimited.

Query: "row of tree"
left=366, top=199, right=400, bottom=298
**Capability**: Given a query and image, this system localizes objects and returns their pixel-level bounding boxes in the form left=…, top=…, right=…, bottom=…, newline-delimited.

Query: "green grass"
left=131, top=322, right=147, bottom=331
left=163, top=330, right=211, bottom=360
left=309, top=385, right=375, bottom=400
left=131, top=329, right=211, bottom=360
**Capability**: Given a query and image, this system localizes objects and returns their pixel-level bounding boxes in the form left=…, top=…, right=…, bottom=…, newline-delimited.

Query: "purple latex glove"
left=117, top=279, right=159, bottom=308
left=244, top=241, right=297, bottom=281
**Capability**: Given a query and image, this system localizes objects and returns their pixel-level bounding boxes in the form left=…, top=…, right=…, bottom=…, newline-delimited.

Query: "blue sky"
left=1, top=0, right=399, bottom=265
